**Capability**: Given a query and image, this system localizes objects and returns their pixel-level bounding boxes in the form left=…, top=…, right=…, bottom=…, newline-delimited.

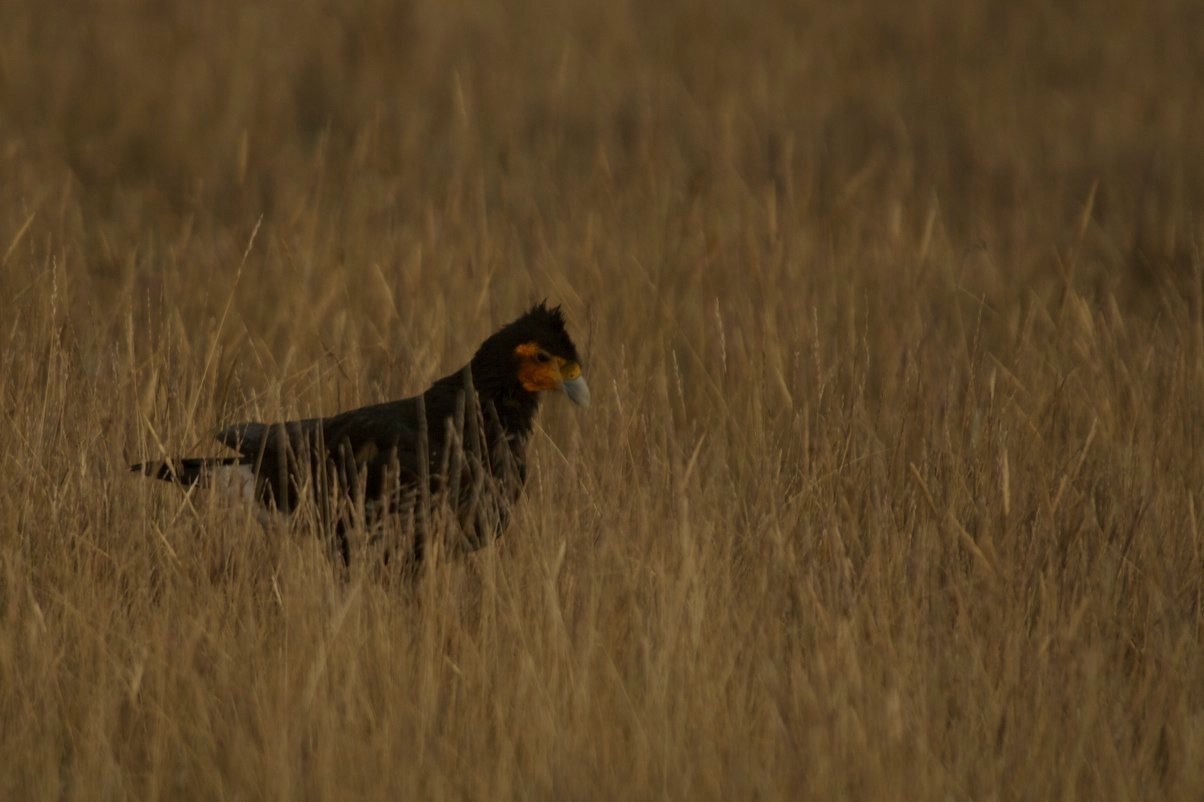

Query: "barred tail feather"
left=130, top=457, right=244, bottom=486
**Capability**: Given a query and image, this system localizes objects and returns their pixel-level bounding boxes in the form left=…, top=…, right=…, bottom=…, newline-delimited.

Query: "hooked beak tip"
left=562, top=376, right=591, bottom=408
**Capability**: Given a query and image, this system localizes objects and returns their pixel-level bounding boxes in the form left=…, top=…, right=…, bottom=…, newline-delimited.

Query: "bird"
left=131, top=302, right=590, bottom=570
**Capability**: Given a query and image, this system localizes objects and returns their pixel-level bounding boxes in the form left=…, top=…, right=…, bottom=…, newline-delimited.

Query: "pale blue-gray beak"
left=562, top=375, right=591, bottom=408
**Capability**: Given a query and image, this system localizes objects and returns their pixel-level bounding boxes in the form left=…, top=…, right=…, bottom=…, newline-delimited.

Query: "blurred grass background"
left=2, top=0, right=1203, bottom=799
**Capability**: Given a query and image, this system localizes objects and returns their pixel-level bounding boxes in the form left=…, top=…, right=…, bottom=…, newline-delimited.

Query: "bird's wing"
left=215, top=394, right=461, bottom=510
left=215, top=417, right=324, bottom=460
left=320, top=399, right=431, bottom=497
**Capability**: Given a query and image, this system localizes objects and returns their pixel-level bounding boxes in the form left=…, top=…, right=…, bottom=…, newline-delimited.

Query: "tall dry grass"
left=2, top=0, right=1204, bottom=798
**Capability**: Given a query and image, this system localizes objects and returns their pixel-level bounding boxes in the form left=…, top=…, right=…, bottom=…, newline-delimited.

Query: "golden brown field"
left=2, top=0, right=1204, bottom=798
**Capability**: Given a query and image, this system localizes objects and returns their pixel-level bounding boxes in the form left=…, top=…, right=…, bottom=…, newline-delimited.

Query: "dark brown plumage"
left=132, top=303, right=589, bottom=569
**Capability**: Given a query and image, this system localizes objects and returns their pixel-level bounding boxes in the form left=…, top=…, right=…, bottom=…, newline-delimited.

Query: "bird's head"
left=473, top=302, right=590, bottom=408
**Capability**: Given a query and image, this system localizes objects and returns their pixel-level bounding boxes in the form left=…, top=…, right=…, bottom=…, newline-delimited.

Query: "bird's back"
left=213, top=373, right=529, bottom=559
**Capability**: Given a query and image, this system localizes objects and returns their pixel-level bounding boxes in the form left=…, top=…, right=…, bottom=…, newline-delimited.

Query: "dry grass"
left=2, top=0, right=1204, bottom=798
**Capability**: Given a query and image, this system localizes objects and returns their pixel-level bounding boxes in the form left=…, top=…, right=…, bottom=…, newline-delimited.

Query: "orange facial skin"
left=514, top=341, right=580, bottom=393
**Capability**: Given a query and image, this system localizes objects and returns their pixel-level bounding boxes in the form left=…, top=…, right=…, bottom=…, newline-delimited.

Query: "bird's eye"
left=536, top=352, right=552, bottom=363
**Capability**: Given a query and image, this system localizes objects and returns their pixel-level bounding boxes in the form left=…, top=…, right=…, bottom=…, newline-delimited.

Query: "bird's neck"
left=429, top=363, right=541, bottom=439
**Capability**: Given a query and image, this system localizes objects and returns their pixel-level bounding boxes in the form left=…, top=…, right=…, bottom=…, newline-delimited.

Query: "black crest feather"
left=474, top=301, right=580, bottom=365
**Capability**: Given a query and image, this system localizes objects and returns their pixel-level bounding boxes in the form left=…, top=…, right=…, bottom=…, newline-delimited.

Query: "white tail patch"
left=210, top=463, right=257, bottom=503
left=208, top=463, right=280, bottom=525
